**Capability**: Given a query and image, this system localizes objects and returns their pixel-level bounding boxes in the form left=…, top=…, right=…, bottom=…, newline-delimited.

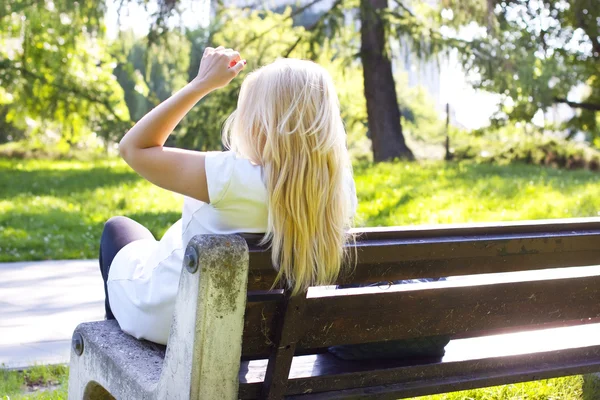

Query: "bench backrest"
left=239, top=218, right=600, bottom=397
left=158, top=218, right=600, bottom=399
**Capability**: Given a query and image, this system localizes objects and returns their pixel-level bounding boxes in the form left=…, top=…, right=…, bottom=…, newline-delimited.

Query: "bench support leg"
left=157, top=234, right=250, bottom=400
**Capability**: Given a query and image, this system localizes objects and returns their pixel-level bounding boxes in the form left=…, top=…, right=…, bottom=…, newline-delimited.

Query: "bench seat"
left=239, top=323, right=600, bottom=398
left=72, top=318, right=600, bottom=399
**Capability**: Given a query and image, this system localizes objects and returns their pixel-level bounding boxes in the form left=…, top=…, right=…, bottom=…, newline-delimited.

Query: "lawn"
left=2, top=157, right=600, bottom=262
left=2, top=156, right=600, bottom=399
left=0, top=365, right=68, bottom=399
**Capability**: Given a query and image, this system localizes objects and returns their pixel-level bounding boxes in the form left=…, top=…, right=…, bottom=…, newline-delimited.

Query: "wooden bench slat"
left=246, top=231, right=600, bottom=291
left=241, top=273, right=600, bottom=356
left=243, top=296, right=280, bottom=358
left=261, top=293, right=308, bottom=399
left=239, top=344, right=600, bottom=399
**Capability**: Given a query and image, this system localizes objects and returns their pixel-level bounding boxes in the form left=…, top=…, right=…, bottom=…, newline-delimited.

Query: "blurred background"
left=1, top=0, right=600, bottom=398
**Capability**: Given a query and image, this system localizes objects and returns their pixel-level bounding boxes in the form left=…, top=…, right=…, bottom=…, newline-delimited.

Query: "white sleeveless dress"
left=107, top=150, right=357, bottom=344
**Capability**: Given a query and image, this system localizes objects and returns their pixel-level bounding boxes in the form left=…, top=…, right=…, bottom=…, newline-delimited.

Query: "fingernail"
left=243, top=60, right=247, bottom=65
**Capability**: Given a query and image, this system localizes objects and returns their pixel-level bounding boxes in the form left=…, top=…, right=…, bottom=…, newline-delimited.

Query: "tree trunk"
left=360, top=0, right=414, bottom=162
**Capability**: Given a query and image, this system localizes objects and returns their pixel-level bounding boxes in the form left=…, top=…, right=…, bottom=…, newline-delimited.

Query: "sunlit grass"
left=2, top=158, right=600, bottom=262
left=354, top=160, right=600, bottom=227
left=2, top=367, right=599, bottom=399
left=409, top=374, right=600, bottom=399
left=0, top=158, right=181, bottom=261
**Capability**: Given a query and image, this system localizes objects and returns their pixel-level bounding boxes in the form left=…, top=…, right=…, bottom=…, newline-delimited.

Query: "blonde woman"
left=98, top=46, right=357, bottom=344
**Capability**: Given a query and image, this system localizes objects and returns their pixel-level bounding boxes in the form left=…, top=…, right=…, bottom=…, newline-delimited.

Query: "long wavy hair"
left=222, top=58, right=354, bottom=295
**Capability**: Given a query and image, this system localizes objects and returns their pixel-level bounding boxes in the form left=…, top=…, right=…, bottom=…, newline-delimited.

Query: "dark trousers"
left=99, top=216, right=154, bottom=320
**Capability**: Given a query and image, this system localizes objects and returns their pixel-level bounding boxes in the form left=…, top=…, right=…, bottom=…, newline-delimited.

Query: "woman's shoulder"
left=205, top=150, right=258, bottom=167
left=204, top=151, right=265, bottom=206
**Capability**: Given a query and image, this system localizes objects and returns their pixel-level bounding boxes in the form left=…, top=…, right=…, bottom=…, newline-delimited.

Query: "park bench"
left=68, top=218, right=600, bottom=399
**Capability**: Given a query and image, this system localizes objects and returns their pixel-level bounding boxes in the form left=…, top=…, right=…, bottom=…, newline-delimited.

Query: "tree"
left=176, top=8, right=310, bottom=150
left=441, top=0, right=600, bottom=146
left=112, top=30, right=190, bottom=123
left=144, top=0, right=427, bottom=161
left=0, top=1, right=130, bottom=147
left=360, top=0, right=414, bottom=161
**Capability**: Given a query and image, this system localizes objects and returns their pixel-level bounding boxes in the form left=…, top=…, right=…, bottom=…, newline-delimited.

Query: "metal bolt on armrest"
left=72, top=332, right=84, bottom=356
left=184, top=245, right=199, bottom=274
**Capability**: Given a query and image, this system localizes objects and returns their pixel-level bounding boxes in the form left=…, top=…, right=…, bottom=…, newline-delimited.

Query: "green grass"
left=0, top=158, right=181, bottom=261
left=353, top=160, right=600, bottom=226
left=2, top=158, right=600, bottom=262
left=0, top=365, right=68, bottom=399
left=2, top=157, right=600, bottom=399
left=409, top=374, right=600, bottom=399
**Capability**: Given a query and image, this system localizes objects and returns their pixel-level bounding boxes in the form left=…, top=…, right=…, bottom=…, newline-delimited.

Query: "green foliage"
left=0, top=140, right=106, bottom=160
left=0, top=0, right=449, bottom=161
left=111, top=30, right=191, bottom=123
left=175, top=7, right=368, bottom=154
left=175, top=7, right=306, bottom=150
left=0, top=0, right=130, bottom=148
left=0, top=366, right=22, bottom=396
left=396, top=72, right=445, bottom=143
left=450, top=125, right=600, bottom=170
left=441, top=0, right=600, bottom=145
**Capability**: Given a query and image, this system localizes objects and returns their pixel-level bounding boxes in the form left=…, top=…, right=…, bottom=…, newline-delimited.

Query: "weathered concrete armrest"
left=68, top=234, right=250, bottom=400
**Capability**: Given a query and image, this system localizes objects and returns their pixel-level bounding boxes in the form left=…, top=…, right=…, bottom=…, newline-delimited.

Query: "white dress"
left=107, top=150, right=357, bottom=344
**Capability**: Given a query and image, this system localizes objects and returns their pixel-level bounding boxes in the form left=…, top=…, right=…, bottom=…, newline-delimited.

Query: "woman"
left=98, top=46, right=357, bottom=344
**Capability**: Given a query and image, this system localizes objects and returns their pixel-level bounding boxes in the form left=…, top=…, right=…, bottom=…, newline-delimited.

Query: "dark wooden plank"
left=347, top=217, right=600, bottom=239
left=301, top=274, right=600, bottom=348
left=261, top=292, right=308, bottom=399
left=245, top=228, right=600, bottom=291
left=241, top=274, right=600, bottom=356
left=238, top=344, right=600, bottom=399
left=237, top=219, right=600, bottom=399
left=243, top=296, right=280, bottom=359
left=241, top=218, right=600, bottom=245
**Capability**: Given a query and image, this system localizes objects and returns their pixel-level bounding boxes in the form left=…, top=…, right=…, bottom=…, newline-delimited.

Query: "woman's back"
left=102, top=48, right=356, bottom=344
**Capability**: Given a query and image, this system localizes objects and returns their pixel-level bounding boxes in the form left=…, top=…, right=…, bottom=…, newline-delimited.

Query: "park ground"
left=2, top=156, right=600, bottom=399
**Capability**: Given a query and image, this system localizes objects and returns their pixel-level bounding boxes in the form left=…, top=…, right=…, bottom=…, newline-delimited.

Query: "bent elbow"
left=118, top=139, right=131, bottom=162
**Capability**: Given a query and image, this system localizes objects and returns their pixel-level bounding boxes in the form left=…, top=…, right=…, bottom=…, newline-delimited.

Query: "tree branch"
left=0, top=60, right=127, bottom=121
left=554, top=97, right=600, bottom=112
left=238, top=0, right=330, bottom=50
left=282, top=0, right=345, bottom=58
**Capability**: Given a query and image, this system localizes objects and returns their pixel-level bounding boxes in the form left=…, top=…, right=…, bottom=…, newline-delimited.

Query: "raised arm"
left=118, top=46, right=246, bottom=203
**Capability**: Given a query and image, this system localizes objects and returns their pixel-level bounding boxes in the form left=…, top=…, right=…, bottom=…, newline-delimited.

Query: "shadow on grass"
left=583, top=374, right=600, bottom=400
left=0, top=165, right=141, bottom=199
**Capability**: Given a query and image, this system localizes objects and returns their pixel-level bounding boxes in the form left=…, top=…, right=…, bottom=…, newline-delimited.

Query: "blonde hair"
left=223, top=58, right=354, bottom=295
